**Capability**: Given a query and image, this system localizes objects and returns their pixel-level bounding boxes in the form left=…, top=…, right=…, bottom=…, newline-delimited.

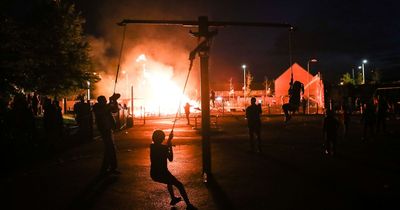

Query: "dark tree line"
left=0, top=0, right=99, bottom=97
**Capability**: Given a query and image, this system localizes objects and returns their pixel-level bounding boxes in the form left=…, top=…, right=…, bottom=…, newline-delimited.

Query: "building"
left=274, top=63, right=324, bottom=110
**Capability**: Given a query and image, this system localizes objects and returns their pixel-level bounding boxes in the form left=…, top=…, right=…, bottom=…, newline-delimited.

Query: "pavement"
left=2, top=114, right=400, bottom=210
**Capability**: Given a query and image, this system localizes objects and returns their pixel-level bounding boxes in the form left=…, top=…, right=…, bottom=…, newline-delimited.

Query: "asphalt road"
left=2, top=114, right=399, bottom=210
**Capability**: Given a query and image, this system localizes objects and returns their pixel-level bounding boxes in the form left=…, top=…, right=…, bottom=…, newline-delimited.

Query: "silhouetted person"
left=210, top=90, right=215, bottom=108
left=93, top=95, right=120, bottom=175
left=43, top=97, right=58, bottom=150
left=150, top=130, right=197, bottom=210
left=43, top=98, right=53, bottom=131
left=8, top=94, right=35, bottom=152
left=323, top=110, right=340, bottom=156
left=246, top=97, right=262, bottom=153
left=282, top=81, right=304, bottom=122
left=361, top=101, right=376, bottom=142
left=74, top=96, right=92, bottom=141
left=109, top=93, right=121, bottom=130
left=184, top=102, right=191, bottom=125
left=53, top=100, right=63, bottom=137
left=376, top=95, right=388, bottom=133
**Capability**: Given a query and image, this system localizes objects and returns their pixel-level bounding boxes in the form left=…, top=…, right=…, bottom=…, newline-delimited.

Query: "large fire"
left=111, top=54, right=199, bottom=116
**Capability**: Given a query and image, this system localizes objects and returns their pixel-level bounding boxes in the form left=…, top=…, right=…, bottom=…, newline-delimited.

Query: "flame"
left=114, top=54, right=199, bottom=116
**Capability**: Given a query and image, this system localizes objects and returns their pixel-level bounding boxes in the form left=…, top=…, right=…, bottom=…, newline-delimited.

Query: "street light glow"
left=358, top=66, right=362, bottom=69
left=363, top=59, right=368, bottom=64
left=242, top=64, right=246, bottom=69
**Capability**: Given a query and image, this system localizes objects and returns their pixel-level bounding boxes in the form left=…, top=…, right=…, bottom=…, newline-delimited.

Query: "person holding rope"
left=93, top=95, right=120, bottom=176
left=150, top=130, right=197, bottom=209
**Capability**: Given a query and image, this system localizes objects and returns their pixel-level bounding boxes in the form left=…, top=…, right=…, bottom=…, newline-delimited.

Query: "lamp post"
left=361, top=59, right=367, bottom=84
left=242, top=64, right=247, bottom=106
left=87, top=81, right=91, bottom=101
left=307, top=58, right=317, bottom=114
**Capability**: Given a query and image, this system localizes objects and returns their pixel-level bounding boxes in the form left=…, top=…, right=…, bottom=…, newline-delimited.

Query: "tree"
left=0, top=16, right=25, bottom=95
left=340, top=72, right=355, bottom=85
left=245, top=71, right=253, bottom=97
left=0, top=0, right=99, bottom=97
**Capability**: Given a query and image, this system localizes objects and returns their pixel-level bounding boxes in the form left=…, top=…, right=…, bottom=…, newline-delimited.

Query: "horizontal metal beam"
left=118, top=19, right=293, bottom=29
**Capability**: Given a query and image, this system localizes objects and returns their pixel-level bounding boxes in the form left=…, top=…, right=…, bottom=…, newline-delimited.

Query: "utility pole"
left=197, top=16, right=212, bottom=179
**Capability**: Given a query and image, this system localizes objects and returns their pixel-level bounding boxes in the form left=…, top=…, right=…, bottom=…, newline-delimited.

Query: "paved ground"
left=2, top=114, right=400, bottom=210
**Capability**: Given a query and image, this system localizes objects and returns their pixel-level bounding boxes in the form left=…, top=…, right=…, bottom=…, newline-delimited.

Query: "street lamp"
left=361, top=59, right=367, bottom=84
left=307, top=58, right=317, bottom=114
left=242, top=64, right=247, bottom=99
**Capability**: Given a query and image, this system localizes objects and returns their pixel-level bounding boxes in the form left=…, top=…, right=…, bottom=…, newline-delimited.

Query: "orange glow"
left=110, top=54, right=199, bottom=116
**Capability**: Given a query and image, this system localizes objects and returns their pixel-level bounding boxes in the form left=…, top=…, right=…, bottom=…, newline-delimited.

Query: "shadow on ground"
left=205, top=174, right=235, bottom=210
left=68, top=174, right=119, bottom=210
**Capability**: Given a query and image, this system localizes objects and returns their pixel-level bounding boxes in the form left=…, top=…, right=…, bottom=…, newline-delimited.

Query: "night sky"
left=8, top=0, right=400, bottom=84
left=73, top=0, right=400, bottom=84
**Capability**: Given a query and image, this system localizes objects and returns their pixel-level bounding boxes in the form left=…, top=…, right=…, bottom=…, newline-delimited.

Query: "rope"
left=170, top=38, right=210, bottom=132
left=289, top=27, right=294, bottom=86
left=171, top=58, right=194, bottom=132
left=113, top=24, right=127, bottom=94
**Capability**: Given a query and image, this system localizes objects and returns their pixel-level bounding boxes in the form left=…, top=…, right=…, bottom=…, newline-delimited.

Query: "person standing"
left=210, top=90, right=215, bottom=108
left=184, top=102, right=191, bottom=125
left=93, top=95, right=120, bottom=175
left=361, top=100, right=376, bottom=142
left=246, top=97, right=262, bottom=153
left=53, top=100, right=63, bottom=138
left=323, top=110, right=340, bottom=156
left=74, top=96, right=92, bottom=142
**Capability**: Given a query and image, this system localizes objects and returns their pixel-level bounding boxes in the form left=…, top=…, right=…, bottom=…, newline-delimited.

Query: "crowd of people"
left=0, top=93, right=65, bottom=169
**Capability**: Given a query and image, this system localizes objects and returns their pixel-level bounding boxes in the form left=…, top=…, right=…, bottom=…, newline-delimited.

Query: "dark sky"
left=15, top=0, right=400, bottom=84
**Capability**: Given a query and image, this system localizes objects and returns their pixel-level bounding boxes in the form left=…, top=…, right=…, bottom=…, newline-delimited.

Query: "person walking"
left=150, top=130, right=197, bottom=210
left=93, top=95, right=120, bottom=175
left=246, top=97, right=262, bottom=153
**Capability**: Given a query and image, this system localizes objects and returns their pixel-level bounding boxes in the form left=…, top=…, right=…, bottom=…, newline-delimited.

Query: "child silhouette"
left=150, top=130, right=197, bottom=210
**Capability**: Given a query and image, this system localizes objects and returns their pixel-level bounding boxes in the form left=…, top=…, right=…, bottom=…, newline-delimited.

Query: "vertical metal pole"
left=63, top=98, right=67, bottom=114
left=362, top=63, right=365, bottom=84
left=87, top=81, right=91, bottom=101
left=307, top=61, right=310, bottom=114
left=131, top=85, right=134, bottom=126
left=199, top=16, right=211, bottom=178
left=243, top=66, right=246, bottom=108
left=222, top=99, right=224, bottom=116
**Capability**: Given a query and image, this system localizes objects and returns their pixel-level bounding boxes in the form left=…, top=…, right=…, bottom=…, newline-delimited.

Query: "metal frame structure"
left=117, top=16, right=293, bottom=181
